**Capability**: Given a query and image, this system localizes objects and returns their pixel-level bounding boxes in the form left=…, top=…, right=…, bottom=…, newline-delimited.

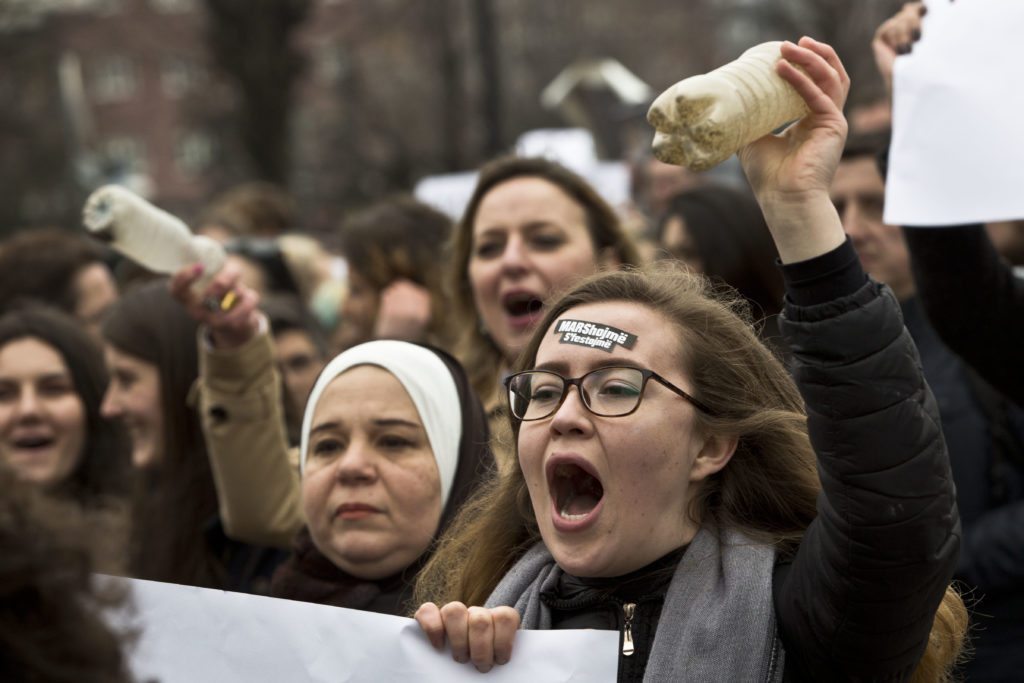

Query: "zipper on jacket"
left=622, top=602, right=636, bottom=656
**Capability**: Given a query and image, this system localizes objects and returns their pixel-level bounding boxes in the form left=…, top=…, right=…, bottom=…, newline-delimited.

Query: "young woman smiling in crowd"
left=0, top=306, right=131, bottom=573
left=0, top=306, right=130, bottom=510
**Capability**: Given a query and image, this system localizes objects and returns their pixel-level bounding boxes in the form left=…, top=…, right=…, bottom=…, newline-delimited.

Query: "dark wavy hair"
left=0, top=464, right=135, bottom=683
left=0, top=227, right=111, bottom=316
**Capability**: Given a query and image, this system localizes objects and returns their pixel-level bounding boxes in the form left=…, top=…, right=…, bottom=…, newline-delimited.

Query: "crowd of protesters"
left=2, top=3, right=1022, bottom=681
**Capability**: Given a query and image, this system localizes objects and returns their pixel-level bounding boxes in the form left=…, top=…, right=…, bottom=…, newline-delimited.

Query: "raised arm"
left=738, top=37, right=848, bottom=264
left=169, top=264, right=303, bottom=548
left=739, top=36, right=960, bottom=680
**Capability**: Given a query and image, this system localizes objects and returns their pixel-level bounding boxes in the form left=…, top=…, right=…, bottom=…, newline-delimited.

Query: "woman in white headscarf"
left=269, top=340, right=493, bottom=612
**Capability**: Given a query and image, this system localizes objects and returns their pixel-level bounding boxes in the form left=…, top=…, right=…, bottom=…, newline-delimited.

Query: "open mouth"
left=13, top=436, right=55, bottom=450
left=503, top=293, right=544, bottom=319
left=551, top=462, right=604, bottom=520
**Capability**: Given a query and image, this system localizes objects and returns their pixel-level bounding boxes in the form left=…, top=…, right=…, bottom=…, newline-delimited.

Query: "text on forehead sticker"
left=555, top=319, right=638, bottom=353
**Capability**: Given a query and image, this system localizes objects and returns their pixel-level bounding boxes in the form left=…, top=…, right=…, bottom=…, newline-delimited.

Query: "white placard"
left=885, top=0, right=1024, bottom=225
left=104, top=576, right=618, bottom=683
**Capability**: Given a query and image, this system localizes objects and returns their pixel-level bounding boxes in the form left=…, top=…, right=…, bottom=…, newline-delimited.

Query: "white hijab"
left=299, top=340, right=462, bottom=509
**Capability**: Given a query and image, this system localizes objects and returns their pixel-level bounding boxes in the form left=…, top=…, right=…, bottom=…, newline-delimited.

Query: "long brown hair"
left=102, top=279, right=222, bottom=587
left=657, top=184, right=785, bottom=321
left=445, top=156, right=644, bottom=414
left=0, top=228, right=111, bottom=317
left=0, top=465, right=134, bottom=683
left=414, top=264, right=966, bottom=680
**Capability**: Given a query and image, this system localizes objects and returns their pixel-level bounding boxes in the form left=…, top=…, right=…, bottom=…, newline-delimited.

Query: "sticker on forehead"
left=554, top=318, right=638, bottom=353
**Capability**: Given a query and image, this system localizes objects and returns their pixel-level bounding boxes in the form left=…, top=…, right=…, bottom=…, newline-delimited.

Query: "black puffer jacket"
left=775, top=269, right=960, bottom=681
left=903, top=225, right=1024, bottom=409
left=500, top=242, right=960, bottom=682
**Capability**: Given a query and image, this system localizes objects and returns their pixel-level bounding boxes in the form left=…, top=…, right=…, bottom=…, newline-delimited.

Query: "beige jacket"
left=195, top=330, right=303, bottom=548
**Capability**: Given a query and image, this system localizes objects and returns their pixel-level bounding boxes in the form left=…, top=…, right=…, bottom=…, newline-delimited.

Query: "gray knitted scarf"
left=485, top=523, right=784, bottom=682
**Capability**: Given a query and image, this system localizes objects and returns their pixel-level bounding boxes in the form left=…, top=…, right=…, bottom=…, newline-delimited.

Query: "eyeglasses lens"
left=509, top=368, right=646, bottom=420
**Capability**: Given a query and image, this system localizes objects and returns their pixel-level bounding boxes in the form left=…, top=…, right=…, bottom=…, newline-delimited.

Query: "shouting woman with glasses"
left=412, top=38, right=965, bottom=681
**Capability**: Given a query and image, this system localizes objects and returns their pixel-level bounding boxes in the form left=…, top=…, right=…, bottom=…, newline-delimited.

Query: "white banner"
left=103, top=576, right=618, bottom=683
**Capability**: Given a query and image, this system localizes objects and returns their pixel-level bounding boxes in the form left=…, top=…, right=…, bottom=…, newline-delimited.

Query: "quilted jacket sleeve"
left=774, top=278, right=960, bottom=681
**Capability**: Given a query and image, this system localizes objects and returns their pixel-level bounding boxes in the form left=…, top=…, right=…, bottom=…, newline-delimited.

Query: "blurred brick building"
left=0, top=0, right=356, bottom=233
left=1, top=0, right=898, bottom=237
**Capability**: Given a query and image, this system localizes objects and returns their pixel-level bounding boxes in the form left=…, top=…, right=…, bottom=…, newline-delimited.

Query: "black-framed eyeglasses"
left=504, top=366, right=712, bottom=421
